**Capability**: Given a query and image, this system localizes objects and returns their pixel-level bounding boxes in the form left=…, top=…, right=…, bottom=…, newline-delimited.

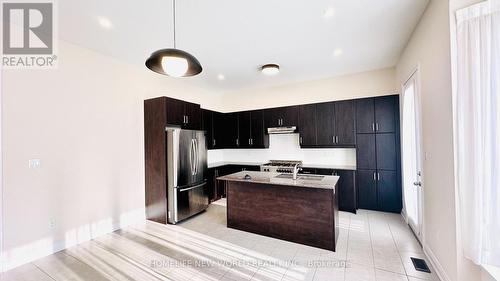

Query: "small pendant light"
left=145, top=0, right=202, bottom=77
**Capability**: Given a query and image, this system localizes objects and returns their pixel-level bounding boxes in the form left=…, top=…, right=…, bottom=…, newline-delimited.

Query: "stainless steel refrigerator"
left=166, top=128, right=208, bottom=224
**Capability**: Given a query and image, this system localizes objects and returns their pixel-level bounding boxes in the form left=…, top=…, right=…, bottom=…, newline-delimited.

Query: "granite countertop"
left=217, top=171, right=339, bottom=190
left=208, top=161, right=263, bottom=169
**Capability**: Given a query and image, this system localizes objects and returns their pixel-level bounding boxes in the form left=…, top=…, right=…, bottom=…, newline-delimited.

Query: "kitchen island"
left=217, top=171, right=340, bottom=251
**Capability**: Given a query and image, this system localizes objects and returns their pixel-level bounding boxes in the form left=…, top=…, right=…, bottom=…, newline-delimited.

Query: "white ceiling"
left=58, top=0, right=429, bottom=92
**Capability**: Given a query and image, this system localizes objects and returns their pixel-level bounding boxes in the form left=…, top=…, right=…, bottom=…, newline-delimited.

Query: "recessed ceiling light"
left=261, top=64, right=280, bottom=76
left=97, top=16, right=113, bottom=29
left=323, top=7, right=336, bottom=19
left=217, top=74, right=225, bottom=80
left=333, top=48, right=343, bottom=57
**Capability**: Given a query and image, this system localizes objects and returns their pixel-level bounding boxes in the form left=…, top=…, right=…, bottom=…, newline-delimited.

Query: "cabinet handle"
left=336, top=136, right=339, bottom=144
left=236, top=139, right=239, bottom=146
left=332, top=136, right=335, bottom=144
left=300, top=136, right=303, bottom=144
left=372, top=123, right=375, bottom=132
left=376, top=123, right=379, bottom=131
left=213, top=139, right=216, bottom=147
left=373, top=172, right=376, bottom=181
left=186, top=115, right=189, bottom=124
left=377, top=172, right=380, bottom=181
left=251, top=138, right=253, bottom=145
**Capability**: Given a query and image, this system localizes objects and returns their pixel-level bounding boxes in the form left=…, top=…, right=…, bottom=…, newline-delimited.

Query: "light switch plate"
left=29, top=159, right=41, bottom=168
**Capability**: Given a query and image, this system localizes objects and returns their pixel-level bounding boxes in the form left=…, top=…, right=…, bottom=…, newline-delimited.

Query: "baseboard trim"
left=423, top=244, right=451, bottom=281
left=1, top=209, right=145, bottom=272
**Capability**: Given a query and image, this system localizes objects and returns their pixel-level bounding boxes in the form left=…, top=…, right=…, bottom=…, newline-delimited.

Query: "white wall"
left=218, top=67, right=398, bottom=112
left=0, top=40, right=223, bottom=270
left=396, top=0, right=484, bottom=280
left=208, top=134, right=356, bottom=167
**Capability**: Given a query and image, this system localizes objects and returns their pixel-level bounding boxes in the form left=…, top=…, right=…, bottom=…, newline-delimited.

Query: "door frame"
left=400, top=65, right=425, bottom=244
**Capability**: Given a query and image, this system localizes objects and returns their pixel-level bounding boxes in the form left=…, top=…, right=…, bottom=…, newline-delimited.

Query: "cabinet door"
left=376, top=133, right=397, bottom=170
left=165, top=97, right=186, bottom=126
left=356, top=134, right=377, bottom=170
left=316, top=168, right=335, bottom=176
left=282, top=106, right=298, bottom=127
left=377, top=170, right=400, bottom=212
left=334, top=100, right=356, bottom=146
left=264, top=108, right=281, bottom=128
left=221, top=113, right=239, bottom=148
left=202, top=109, right=214, bottom=149
left=238, top=111, right=251, bottom=148
left=298, top=104, right=317, bottom=146
left=316, top=102, right=335, bottom=146
left=357, top=170, right=378, bottom=210
left=374, top=96, right=397, bottom=133
left=250, top=110, right=267, bottom=148
left=184, top=102, right=201, bottom=130
left=212, top=112, right=225, bottom=149
left=206, top=168, right=216, bottom=202
left=356, top=98, right=375, bottom=134
left=337, top=170, right=356, bottom=213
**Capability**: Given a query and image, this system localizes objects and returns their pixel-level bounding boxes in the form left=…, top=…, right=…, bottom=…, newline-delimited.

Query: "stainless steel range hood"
left=267, top=126, right=297, bottom=134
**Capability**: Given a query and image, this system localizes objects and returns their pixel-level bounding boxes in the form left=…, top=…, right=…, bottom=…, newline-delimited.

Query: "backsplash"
left=207, top=134, right=356, bottom=166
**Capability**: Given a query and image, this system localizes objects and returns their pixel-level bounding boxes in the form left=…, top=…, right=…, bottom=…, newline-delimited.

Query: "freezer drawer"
left=168, top=181, right=209, bottom=224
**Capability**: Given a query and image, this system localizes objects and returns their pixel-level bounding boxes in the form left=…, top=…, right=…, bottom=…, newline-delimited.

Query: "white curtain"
left=454, top=0, right=500, bottom=267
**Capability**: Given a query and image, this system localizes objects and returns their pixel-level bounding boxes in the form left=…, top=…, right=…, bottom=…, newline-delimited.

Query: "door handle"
left=179, top=181, right=207, bottom=192
left=190, top=139, right=195, bottom=175
left=413, top=182, right=422, bottom=186
left=194, top=139, right=198, bottom=175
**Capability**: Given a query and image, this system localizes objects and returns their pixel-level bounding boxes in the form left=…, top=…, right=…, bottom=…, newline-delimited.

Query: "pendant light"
left=145, top=0, right=202, bottom=77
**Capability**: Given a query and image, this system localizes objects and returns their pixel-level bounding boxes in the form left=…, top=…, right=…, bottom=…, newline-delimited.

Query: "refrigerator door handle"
left=178, top=181, right=206, bottom=192
left=193, top=139, right=197, bottom=175
left=190, top=139, right=195, bottom=176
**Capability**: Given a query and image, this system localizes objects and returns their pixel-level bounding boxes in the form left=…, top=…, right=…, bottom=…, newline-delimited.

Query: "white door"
left=401, top=70, right=424, bottom=242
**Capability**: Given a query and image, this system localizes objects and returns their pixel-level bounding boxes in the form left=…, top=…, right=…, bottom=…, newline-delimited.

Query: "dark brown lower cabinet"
left=208, top=165, right=261, bottom=201
left=337, top=170, right=356, bottom=213
left=304, top=167, right=357, bottom=213
left=357, top=170, right=378, bottom=210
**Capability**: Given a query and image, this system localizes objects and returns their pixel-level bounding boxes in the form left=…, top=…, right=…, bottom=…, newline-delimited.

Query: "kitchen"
left=144, top=94, right=401, bottom=255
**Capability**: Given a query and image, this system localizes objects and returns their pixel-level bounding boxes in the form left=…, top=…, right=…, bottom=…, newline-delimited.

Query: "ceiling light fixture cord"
left=173, top=0, right=176, bottom=48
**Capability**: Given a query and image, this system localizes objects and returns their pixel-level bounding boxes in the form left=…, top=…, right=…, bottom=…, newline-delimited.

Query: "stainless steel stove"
left=260, top=160, right=303, bottom=173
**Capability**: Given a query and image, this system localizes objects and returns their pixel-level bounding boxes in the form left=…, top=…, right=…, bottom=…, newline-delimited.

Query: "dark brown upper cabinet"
left=264, top=106, right=298, bottom=129
left=238, top=111, right=251, bottom=148
left=316, top=102, right=335, bottom=146
left=298, top=100, right=355, bottom=148
left=334, top=100, right=356, bottom=146
left=164, top=97, right=201, bottom=130
left=202, top=109, right=215, bottom=149
left=219, top=113, right=239, bottom=148
left=212, top=111, right=226, bottom=149
left=236, top=110, right=268, bottom=149
left=249, top=110, right=268, bottom=148
left=298, top=104, right=317, bottom=146
left=356, top=95, right=398, bottom=134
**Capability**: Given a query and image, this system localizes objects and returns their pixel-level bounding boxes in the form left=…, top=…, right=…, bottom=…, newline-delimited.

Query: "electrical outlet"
left=49, top=219, right=55, bottom=229
left=29, top=159, right=41, bottom=169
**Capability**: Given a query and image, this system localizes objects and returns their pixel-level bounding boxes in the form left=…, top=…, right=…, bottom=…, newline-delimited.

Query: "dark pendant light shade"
left=145, top=0, right=202, bottom=77
left=145, top=48, right=202, bottom=77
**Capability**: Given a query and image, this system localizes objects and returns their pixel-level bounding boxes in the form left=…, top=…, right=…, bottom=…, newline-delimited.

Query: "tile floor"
left=1, top=203, right=439, bottom=281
